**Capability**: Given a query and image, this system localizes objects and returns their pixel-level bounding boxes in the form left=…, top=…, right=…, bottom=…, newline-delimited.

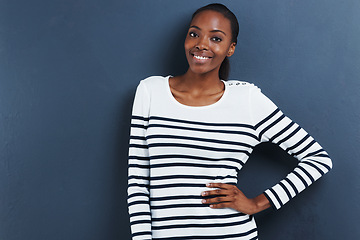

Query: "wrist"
left=250, top=194, right=271, bottom=215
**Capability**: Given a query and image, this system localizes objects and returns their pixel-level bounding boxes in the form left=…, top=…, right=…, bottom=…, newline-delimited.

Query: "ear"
left=227, top=42, right=236, bottom=57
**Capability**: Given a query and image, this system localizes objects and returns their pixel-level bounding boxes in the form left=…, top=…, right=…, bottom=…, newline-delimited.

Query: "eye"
left=211, top=36, right=222, bottom=42
left=189, top=31, right=198, bottom=38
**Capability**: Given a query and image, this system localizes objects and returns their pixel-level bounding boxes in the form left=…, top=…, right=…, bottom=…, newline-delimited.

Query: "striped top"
left=127, top=76, right=332, bottom=240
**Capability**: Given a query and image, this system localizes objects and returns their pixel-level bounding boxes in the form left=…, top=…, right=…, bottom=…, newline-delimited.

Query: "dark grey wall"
left=0, top=0, right=359, bottom=239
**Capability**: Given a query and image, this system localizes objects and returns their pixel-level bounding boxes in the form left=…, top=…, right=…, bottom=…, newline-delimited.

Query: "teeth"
left=194, top=55, right=209, bottom=60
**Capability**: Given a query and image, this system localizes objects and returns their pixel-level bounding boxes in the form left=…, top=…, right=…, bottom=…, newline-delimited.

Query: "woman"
left=128, top=3, right=332, bottom=240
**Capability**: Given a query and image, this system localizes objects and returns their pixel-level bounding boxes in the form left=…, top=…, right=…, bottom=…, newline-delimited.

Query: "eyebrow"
left=189, top=25, right=227, bottom=36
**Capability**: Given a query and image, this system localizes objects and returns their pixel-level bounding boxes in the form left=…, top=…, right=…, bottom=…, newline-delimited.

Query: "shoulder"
left=225, top=80, right=261, bottom=95
left=225, top=79, right=257, bottom=88
left=135, top=75, right=169, bottom=100
left=139, top=75, right=168, bottom=88
left=225, top=79, right=273, bottom=104
left=226, top=79, right=252, bottom=86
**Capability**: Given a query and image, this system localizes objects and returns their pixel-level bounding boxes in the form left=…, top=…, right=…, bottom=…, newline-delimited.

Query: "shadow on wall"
left=237, top=142, right=298, bottom=209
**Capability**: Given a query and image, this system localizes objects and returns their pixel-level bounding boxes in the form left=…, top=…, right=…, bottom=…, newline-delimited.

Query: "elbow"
left=318, top=150, right=333, bottom=173
left=323, top=154, right=333, bottom=173
left=328, top=157, right=333, bottom=171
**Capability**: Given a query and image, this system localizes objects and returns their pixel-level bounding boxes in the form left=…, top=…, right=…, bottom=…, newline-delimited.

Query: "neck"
left=179, top=69, right=222, bottom=92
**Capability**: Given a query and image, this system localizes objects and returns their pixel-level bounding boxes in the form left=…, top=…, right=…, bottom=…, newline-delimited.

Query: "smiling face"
left=184, top=10, right=236, bottom=77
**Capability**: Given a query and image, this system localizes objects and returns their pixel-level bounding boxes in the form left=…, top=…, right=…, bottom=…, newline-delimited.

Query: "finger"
left=206, top=183, right=231, bottom=189
left=209, top=202, right=231, bottom=209
left=202, top=196, right=231, bottom=204
left=201, top=189, right=231, bottom=197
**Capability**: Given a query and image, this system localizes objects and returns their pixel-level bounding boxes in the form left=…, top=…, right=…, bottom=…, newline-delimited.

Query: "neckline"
left=165, top=75, right=228, bottom=109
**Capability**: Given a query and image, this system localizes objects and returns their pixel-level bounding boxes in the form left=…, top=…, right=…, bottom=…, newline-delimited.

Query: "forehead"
left=190, top=10, right=231, bottom=33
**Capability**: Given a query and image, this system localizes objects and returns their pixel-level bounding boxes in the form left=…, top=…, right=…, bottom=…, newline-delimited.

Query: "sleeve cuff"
left=263, top=191, right=278, bottom=211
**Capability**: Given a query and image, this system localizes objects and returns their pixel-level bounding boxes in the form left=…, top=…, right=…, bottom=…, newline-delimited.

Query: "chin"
left=188, top=65, right=218, bottom=76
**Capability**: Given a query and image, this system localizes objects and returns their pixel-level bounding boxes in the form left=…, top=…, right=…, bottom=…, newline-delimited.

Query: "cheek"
left=184, top=37, right=194, bottom=50
left=212, top=44, right=229, bottom=58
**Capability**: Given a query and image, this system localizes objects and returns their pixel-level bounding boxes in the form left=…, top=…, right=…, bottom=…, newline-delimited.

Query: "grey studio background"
left=0, top=0, right=359, bottom=239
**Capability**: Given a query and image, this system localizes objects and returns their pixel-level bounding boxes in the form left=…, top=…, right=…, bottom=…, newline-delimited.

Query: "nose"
left=196, top=36, right=209, bottom=51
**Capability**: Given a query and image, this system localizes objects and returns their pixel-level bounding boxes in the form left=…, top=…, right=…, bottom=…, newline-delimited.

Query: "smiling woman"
left=169, top=12, right=235, bottom=107
left=127, top=3, right=332, bottom=240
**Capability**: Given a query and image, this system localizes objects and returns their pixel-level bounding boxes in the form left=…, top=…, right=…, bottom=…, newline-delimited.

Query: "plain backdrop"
left=1, top=0, right=359, bottom=239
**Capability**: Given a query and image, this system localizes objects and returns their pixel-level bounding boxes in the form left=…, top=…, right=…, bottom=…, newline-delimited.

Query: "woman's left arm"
left=202, top=85, right=332, bottom=214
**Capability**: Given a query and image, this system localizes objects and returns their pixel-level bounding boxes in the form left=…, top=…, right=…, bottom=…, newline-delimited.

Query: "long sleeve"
left=128, top=81, right=152, bottom=239
left=250, top=86, right=332, bottom=210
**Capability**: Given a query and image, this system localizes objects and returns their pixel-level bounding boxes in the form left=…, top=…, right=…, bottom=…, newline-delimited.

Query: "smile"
left=194, top=55, right=210, bottom=60
left=192, top=54, right=212, bottom=60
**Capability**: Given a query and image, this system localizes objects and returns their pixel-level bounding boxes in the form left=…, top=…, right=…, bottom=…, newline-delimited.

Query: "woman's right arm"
left=128, top=81, right=152, bottom=240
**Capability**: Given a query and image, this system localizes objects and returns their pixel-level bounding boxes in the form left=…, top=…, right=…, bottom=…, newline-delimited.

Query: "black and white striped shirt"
left=128, top=76, right=332, bottom=240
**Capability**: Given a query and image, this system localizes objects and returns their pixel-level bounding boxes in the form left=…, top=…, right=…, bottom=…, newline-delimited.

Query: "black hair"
left=191, top=3, right=239, bottom=80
